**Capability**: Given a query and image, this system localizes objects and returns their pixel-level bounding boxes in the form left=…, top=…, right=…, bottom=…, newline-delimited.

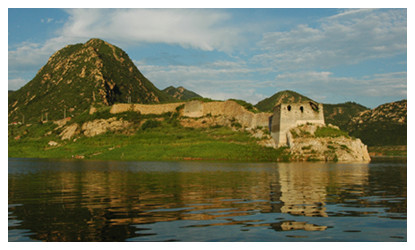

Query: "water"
left=8, top=158, right=406, bottom=242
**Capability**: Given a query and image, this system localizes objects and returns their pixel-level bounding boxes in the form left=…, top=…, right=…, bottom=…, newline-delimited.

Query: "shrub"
left=175, top=104, right=185, bottom=112
left=231, top=121, right=242, bottom=128
left=141, top=119, right=161, bottom=130
left=290, top=130, right=299, bottom=138
left=116, top=110, right=141, bottom=122
left=188, top=97, right=216, bottom=102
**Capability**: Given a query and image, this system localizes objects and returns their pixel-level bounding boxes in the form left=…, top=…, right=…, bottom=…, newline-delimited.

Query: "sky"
left=8, top=8, right=407, bottom=108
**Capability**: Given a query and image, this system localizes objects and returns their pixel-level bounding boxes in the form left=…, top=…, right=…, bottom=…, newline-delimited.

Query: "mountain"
left=255, top=90, right=313, bottom=112
left=162, top=86, right=202, bottom=100
left=323, top=102, right=369, bottom=130
left=347, top=100, right=407, bottom=146
left=8, top=38, right=173, bottom=123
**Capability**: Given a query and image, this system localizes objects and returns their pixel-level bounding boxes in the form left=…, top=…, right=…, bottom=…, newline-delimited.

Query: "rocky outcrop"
left=287, top=124, right=370, bottom=162
left=58, top=117, right=133, bottom=140
left=48, top=141, right=59, bottom=146
left=59, top=123, right=80, bottom=140
left=81, top=117, right=132, bottom=137
left=53, top=117, right=72, bottom=129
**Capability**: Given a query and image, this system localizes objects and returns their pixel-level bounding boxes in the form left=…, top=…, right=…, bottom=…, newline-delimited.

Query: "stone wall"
left=111, top=100, right=272, bottom=129
left=110, top=102, right=185, bottom=115
left=183, top=100, right=272, bottom=129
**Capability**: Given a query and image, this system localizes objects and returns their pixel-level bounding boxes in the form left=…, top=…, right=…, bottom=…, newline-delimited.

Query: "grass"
left=9, top=118, right=290, bottom=162
left=315, top=126, right=349, bottom=138
left=368, top=145, right=407, bottom=157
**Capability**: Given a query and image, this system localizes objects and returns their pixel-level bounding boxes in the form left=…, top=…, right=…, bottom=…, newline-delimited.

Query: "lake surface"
left=8, top=158, right=406, bottom=242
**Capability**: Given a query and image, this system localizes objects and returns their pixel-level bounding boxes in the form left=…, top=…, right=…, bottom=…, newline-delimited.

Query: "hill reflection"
left=9, top=159, right=405, bottom=242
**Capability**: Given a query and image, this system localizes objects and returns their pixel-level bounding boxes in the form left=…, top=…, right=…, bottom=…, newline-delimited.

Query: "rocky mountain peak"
left=8, top=38, right=173, bottom=123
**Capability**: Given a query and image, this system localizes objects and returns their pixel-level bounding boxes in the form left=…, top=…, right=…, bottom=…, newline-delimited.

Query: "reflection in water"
left=278, top=163, right=369, bottom=218
left=8, top=159, right=406, bottom=241
left=271, top=221, right=327, bottom=231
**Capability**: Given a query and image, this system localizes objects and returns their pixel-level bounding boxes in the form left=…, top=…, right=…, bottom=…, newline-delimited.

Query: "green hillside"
left=255, top=90, right=313, bottom=112
left=347, top=100, right=407, bottom=146
left=323, top=102, right=369, bottom=130
left=8, top=38, right=174, bottom=123
left=162, top=86, right=202, bottom=100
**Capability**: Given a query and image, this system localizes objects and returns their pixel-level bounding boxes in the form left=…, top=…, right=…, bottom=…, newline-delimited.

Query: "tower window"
left=287, top=105, right=291, bottom=111
left=309, top=102, right=319, bottom=111
left=300, top=106, right=304, bottom=112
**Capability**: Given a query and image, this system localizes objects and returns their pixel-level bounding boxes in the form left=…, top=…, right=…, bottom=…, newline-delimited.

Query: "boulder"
left=59, top=123, right=80, bottom=140
left=48, top=141, right=59, bottom=146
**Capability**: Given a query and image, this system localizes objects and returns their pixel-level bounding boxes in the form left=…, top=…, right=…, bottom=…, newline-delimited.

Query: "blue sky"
left=8, top=8, right=407, bottom=108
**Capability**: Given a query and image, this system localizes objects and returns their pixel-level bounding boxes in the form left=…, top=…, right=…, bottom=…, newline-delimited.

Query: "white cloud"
left=8, top=78, right=29, bottom=90
left=135, top=59, right=261, bottom=86
left=327, top=8, right=375, bottom=20
left=61, top=9, right=241, bottom=52
left=41, top=18, right=54, bottom=23
left=269, top=70, right=407, bottom=106
left=134, top=59, right=270, bottom=104
left=135, top=56, right=406, bottom=106
left=276, top=71, right=332, bottom=81
left=254, top=9, right=406, bottom=70
left=8, top=36, right=83, bottom=73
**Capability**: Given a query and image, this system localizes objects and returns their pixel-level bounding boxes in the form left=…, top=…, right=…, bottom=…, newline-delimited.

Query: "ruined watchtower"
left=270, top=101, right=325, bottom=147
